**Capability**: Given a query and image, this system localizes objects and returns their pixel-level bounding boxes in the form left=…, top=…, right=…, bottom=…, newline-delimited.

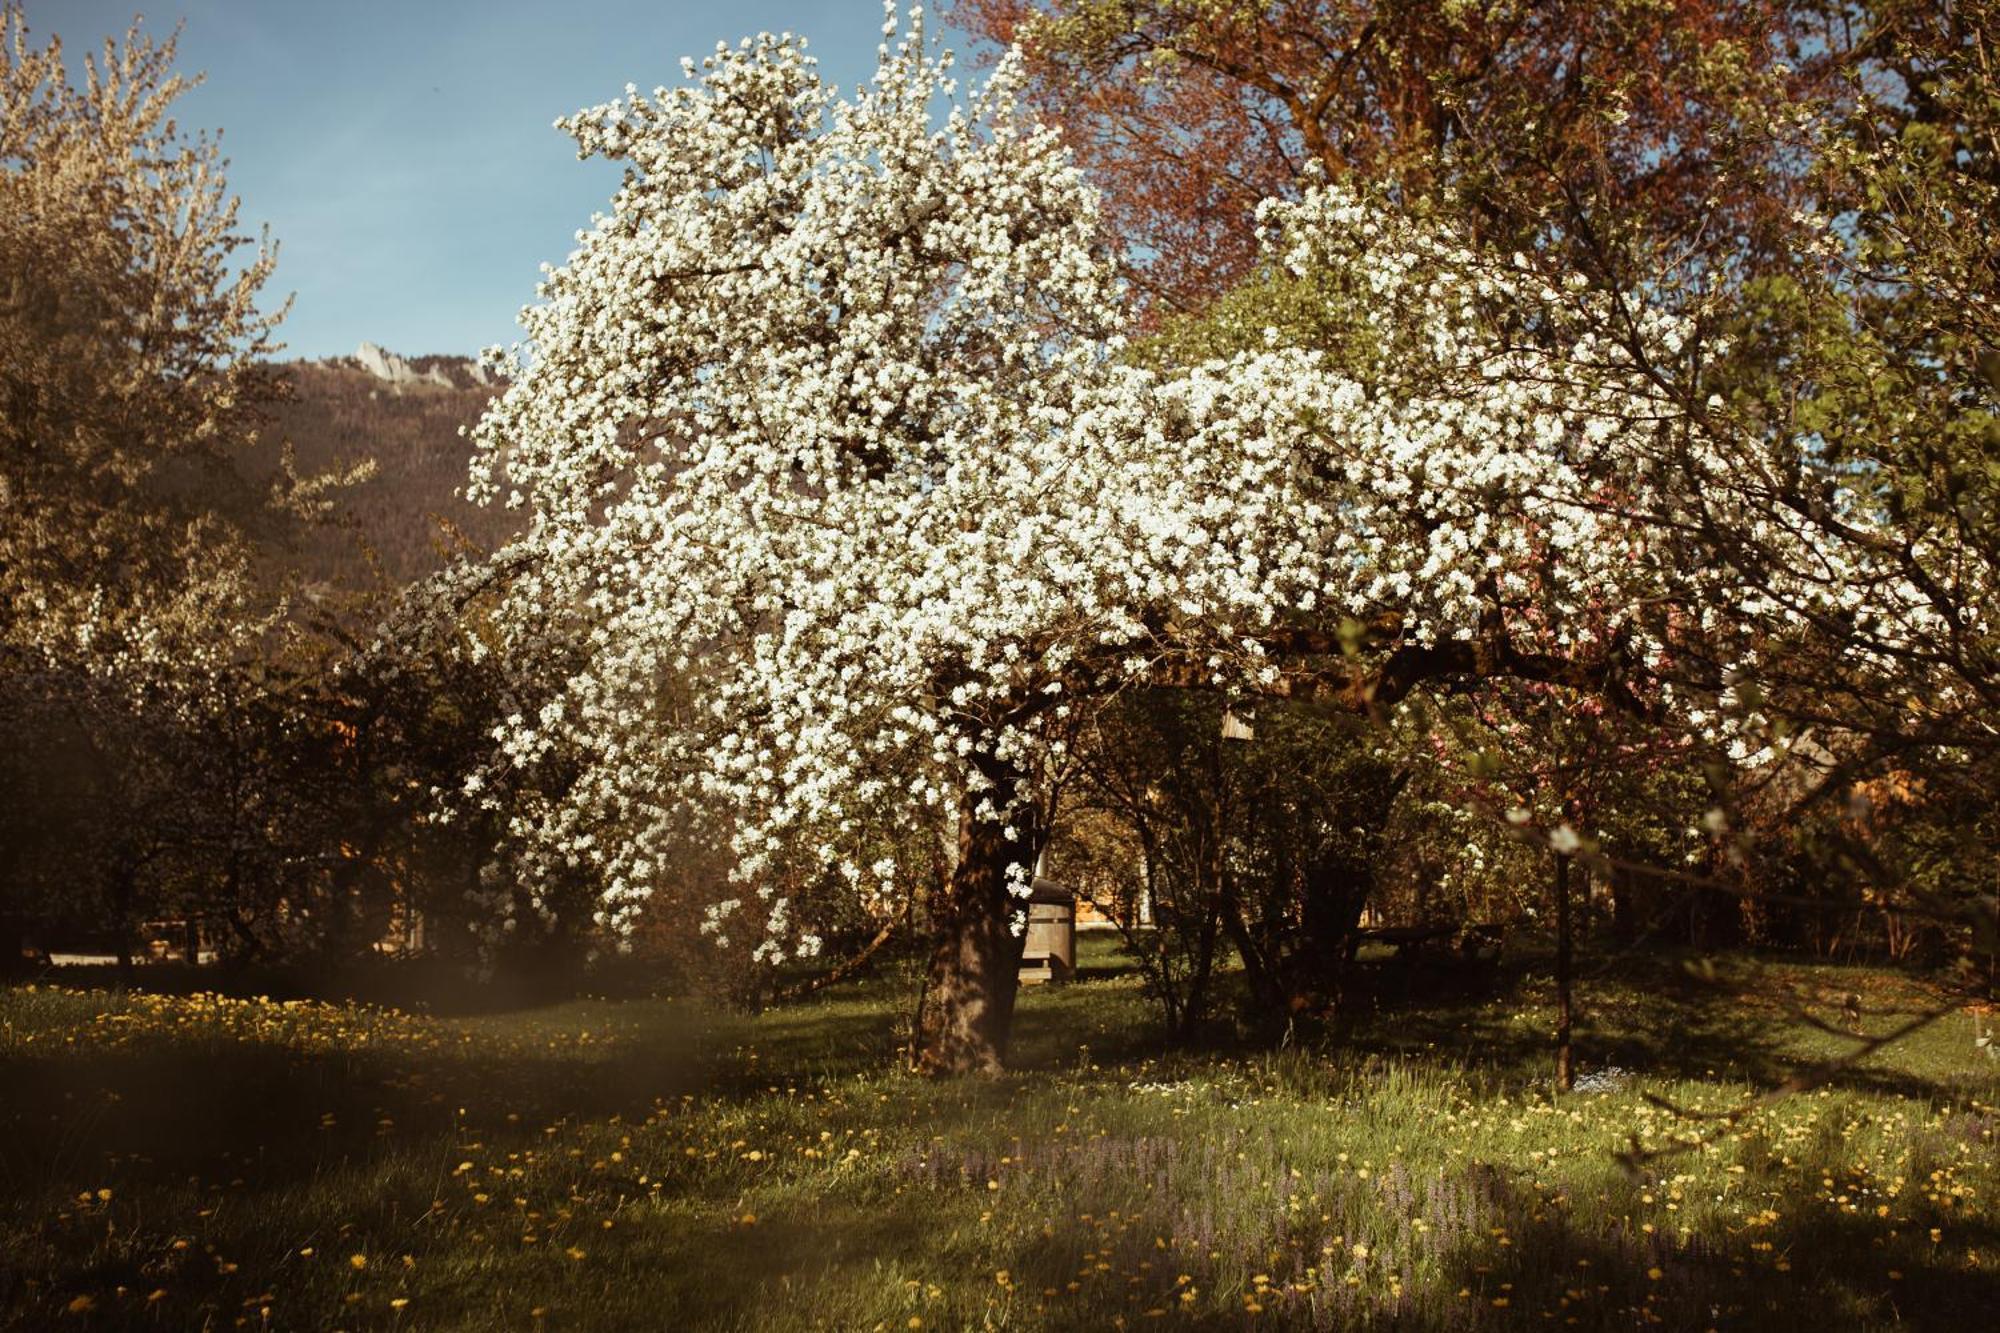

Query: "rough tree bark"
left=913, top=767, right=1039, bottom=1076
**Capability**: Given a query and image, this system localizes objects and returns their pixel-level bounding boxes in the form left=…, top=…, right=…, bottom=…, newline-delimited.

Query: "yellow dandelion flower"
left=350, top=1253, right=369, bottom=1271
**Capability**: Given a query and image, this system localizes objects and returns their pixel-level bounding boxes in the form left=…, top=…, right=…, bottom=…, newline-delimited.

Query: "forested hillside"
left=260, top=354, right=513, bottom=588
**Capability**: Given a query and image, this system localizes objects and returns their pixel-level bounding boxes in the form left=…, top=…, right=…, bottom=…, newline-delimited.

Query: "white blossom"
left=443, top=6, right=1920, bottom=964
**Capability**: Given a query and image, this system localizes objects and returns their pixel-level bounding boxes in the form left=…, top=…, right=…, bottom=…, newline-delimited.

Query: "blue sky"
left=35, top=1, right=968, bottom=360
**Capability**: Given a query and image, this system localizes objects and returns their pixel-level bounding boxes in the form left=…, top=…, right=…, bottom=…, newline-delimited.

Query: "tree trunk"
left=0, top=911, right=27, bottom=977
left=1297, top=855, right=1370, bottom=990
left=914, top=778, right=1035, bottom=1076
left=222, top=905, right=265, bottom=968
left=112, top=861, right=137, bottom=990
left=1609, top=866, right=1635, bottom=945
left=1220, top=883, right=1287, bottom=1025
left=1176, top=900, right=1223, bottom=1040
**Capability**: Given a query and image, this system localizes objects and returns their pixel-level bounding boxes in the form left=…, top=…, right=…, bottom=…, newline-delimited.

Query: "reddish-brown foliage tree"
left=953, top=1, right=1847, bottom=317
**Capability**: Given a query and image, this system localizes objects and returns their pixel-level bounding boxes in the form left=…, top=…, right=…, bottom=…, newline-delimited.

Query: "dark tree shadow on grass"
left=897, top=1129, right=2000, bottom=1331
left=1324, top=943, right=1990, bottom=1106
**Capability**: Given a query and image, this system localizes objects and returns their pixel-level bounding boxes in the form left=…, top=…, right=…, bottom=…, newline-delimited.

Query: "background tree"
left=980, top=0, right=2000, bottom=980
left=0, top=7, right=314, bottom=969
left=1051, top=690, right=1405, bottom=1040
left=0, top=6, right=289, bottom=661
left=952, top=0, right=1826, bottom=318
left=1581, top=0, right=2000, bottom=978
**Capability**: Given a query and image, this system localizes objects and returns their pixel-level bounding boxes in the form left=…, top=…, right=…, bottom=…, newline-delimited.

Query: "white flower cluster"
left=452, top=6, right=1913, bottom=961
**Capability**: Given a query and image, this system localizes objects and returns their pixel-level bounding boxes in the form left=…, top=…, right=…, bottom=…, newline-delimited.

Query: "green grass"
left=1, top=937, right=1994, bottom=1330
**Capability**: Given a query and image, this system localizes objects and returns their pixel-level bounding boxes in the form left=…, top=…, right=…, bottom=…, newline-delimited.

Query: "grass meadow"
left=2, top=937, right=1995, bottom=1330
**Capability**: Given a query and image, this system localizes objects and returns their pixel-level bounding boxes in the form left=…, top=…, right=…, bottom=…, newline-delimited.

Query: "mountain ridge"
left=260, top=343, right=514, bottom=587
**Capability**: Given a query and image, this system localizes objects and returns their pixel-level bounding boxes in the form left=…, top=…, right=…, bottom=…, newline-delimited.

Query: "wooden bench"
left=1346, top=923, right=1457, bottom=964
left=1340, top=923, right=1506, bottom=1004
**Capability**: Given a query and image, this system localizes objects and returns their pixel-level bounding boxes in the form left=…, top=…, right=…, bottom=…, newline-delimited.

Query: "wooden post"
left=1555, top=849, right=1574, bottom=1091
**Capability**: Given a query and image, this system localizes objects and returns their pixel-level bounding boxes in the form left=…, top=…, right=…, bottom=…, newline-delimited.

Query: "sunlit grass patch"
left=2, top=952, right=1994, bottom=1330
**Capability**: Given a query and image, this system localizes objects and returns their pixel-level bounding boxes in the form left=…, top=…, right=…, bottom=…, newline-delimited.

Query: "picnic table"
left=1340, top=923, right=1507, bottom=1004
left=1345, top=923, right=1457, bottom=963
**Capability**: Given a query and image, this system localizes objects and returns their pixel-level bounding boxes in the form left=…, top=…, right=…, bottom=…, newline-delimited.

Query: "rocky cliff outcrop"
left=354, top=340, right=458, bottom=391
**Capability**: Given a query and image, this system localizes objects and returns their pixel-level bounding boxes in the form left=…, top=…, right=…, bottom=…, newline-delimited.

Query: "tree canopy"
left=452, top=7, right=1941, bottom=1070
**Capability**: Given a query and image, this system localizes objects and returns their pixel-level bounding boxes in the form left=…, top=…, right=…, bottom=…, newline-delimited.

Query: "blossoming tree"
left=462, top=8, right=1919, bottom=1073
left=0, top=8, right=325, bottom=967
